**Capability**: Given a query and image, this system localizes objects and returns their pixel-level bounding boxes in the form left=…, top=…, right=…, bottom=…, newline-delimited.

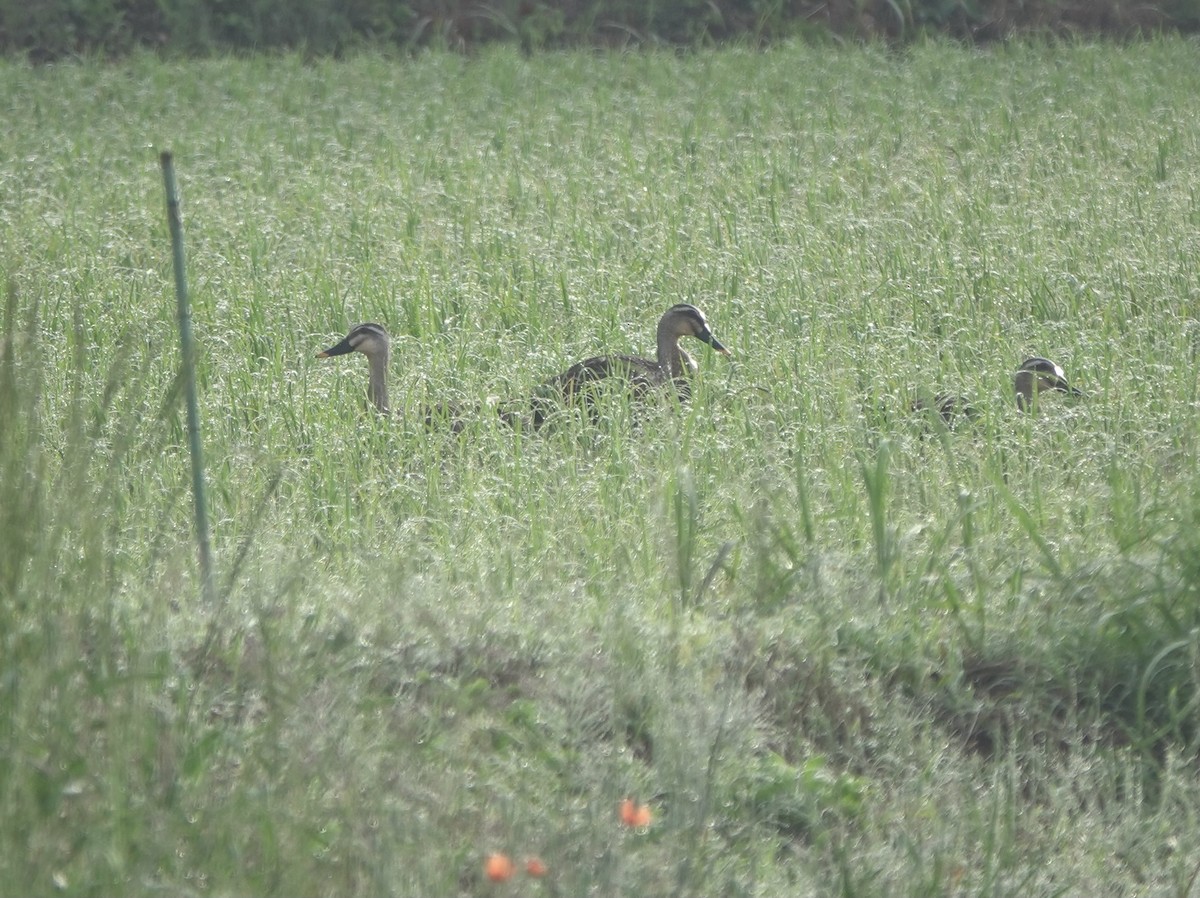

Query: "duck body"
left=527, top=302, right=729, bottom=427
left=552, top=351, right=692, bottom=397
left=910, top=391, right=978, bottom=427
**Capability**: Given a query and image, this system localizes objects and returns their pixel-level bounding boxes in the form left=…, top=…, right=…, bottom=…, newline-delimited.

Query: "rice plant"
left=1, top=38, right=1199, bottom=896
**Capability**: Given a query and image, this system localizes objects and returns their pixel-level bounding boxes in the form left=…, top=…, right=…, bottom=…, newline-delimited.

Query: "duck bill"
left=706, top=335, right=731, bottom=357
left=1046, top=377, right=1080, bottom=396
left=317, top=336, right=355, bottom=358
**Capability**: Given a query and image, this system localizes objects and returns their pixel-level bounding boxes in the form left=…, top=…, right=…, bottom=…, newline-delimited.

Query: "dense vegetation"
left=1, top=0, right=1198, bottom=59
left=3, top=37, right=1200, bottom=897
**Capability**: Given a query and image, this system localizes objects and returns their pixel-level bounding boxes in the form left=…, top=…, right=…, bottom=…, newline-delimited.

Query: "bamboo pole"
left=160, top=151, right=216, bottom=605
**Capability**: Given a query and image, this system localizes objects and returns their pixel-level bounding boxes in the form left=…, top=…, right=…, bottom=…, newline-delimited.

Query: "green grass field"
left=3, top=38, right=1200, bottom=896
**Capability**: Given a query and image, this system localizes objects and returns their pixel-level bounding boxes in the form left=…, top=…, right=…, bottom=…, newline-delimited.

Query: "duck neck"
left=1014, top=373, right=1032, bottom=411
left=656, top=326, right=688, bottom=378
left=1012, top=372, right=1032, bottom=410
left=367, top=350, right=390, bottom=413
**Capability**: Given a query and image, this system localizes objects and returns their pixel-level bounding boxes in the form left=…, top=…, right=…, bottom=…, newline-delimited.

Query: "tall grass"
left=2, top=39, right=1200, bottom=895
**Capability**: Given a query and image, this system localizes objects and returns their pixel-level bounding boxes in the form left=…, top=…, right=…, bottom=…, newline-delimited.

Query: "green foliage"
left=0, top=0, right=1197, bottom=59
left=730, top=752, right=867, bottom=838
left=156, top=0, right=414, bottom=55
left=3, top=40, right=1200, bottom=895
left=0, top=0, right=155, bottom=58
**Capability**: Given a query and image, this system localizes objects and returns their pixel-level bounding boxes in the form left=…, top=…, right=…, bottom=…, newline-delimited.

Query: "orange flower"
left=525, top=856, right=548, bottom=877
left=484, top=852, right=516, bottom=882
left=619, top=798, right=653, bottom=828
